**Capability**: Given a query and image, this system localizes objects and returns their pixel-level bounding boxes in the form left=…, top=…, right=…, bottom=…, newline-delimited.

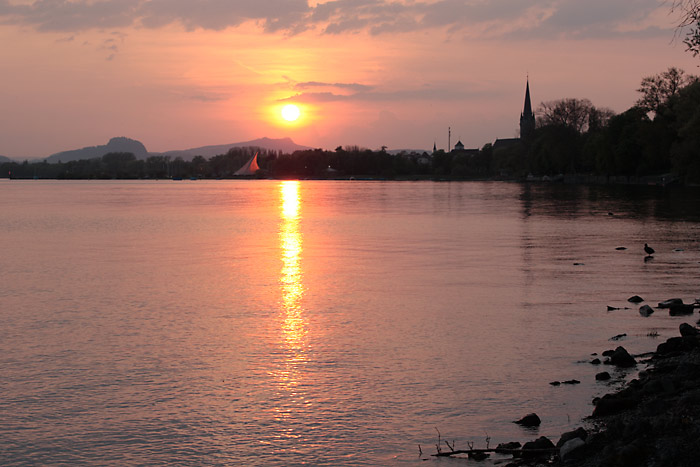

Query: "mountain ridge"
left=31, top=137, right=313, bottom=163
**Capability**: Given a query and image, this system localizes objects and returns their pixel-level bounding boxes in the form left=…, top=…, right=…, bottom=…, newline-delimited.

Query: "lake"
left=1, top=180, right=699, bottom=466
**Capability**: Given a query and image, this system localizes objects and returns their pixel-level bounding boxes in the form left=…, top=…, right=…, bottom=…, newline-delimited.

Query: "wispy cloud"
left=0, top=0, right=670, bottom=39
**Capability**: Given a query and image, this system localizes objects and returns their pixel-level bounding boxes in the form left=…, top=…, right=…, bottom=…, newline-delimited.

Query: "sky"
left=1, top=0, right=698, bottom=159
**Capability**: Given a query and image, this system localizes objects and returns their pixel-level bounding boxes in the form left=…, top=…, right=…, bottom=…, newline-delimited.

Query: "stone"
left=669, top=304, right=695, bottom=316
left=514, top=413, right=541, bottom=427
left=556, top=427, right=588, bottom=447
left=680, top=323, right=700, bottom=337
left=610, top=346, right=636, bottom=367
left=590, top=358, right=601, bottom=364
left=628, top=295, right=644, bottom=303
left=560, top=437, right=586, bottom=461
left=549, top=381, right=561, bottom=386
left=592, top=395, right=639, bottom=417
left=639, top=304, right=654, bottom=317
left=495, top=441, right=521, bottom=453
left=658, top=298, right=684, bottom=308
left=596, top=371, right=611, bottom=381
left=562, top=379, right=580, bottom=385
left=602, top=349, right=615, bottom=357
left=521, top=436, right=555, bottom=458
left=610, top=333, right=627, bottom=340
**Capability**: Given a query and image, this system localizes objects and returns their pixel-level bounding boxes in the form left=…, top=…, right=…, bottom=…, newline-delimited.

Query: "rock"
left=610, top=346, right=636, bottom=367
left=514, top=413, right=541, bottom=427
left=602, top=349, right=615, bottom=357
left=669, top=304, right=695, bottom=316
left=658, top=298, right=684, bottom=308
left=679, top=323, right=700, bottom=337
left=562, top=379, right=580, bottom=385
left=495, top=441, right=521, bottom=453
left=639, top=304, right=654, bottom=317
left=549, top=381, right=561, bottom=386
left=556, top=427, right=588, bottom=447
left=592, top=394, right=639, bottom=417
left=560, top=437, right=586, bottom=461
left=467, top=451, right=489, bottom=461
left=596, top=371, right=612, bottom=381
left=610, top=333, right=627, bottom=340
left=616, top=246, right=627, bottom=250
left=607, top=305, right=619, bottom=311
left=628, top=295, right=644, bottom=303
left=521, top=436, right=555, bottom=458
left=591, top=358, right=601, bottom=365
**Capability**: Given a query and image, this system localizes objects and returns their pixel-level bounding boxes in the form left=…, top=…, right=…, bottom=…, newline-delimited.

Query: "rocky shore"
left=430, top=307, right=700, bottom=466
left=507, top=318, right=700, bottom=467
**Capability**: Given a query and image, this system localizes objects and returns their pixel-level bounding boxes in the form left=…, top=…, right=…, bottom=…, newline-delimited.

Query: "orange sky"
left=0, top=1, right=698, bottom=159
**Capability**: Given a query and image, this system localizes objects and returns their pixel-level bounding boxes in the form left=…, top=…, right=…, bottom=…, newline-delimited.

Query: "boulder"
left=610, top=346, right=636, bottom=367
left=658, top=298, right=684, bottom=308
left=596, top=371, right=611, bottom=381
left=592, top=394, right=639, bottom=417
left=560, top=437, right=586, bottom=461
left=639, top=305, right=654, bottom=317
left=514, top=413, right=541, bottom=427
left=627, top=295, right=644, bottom=303
left=590, top=358, right=601, bottom=365
left=495, top=441, right=521, bottom=453
left=556, top=427, right=588, bottom=447
left=521, top=436, right=555, bottom=458
left=669, top=304, right=695, bottom=316
left=679, top=323, right=700, bottom=337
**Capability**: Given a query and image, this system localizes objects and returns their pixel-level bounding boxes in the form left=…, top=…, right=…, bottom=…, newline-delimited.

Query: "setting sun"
left=281, top=104, right=301, bottom=122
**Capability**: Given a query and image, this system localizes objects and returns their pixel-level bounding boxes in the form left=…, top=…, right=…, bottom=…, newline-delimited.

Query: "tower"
left=520, top=78, right=535, bottom=140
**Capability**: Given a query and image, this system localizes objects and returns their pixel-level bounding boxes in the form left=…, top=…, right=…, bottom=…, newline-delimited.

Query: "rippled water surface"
left=1, top=180, right=699, bottom=466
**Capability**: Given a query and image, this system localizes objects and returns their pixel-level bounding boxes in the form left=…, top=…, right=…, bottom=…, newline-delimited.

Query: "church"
left=441, top=78, right=535, bottom=154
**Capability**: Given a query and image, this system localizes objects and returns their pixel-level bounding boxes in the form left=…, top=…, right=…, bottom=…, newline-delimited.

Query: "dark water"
left=1, top=180, right=699, bottom=465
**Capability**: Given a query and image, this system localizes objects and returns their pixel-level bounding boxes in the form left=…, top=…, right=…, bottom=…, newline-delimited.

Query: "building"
left=519, top=78, right=535, bottom=140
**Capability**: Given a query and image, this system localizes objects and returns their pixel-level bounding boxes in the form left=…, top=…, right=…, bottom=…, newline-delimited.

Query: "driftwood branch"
left=431, top=447, right=559, bottom=458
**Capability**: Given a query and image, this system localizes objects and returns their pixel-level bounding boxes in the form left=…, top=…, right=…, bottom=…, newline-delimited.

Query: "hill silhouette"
left=38, top=136, right=311, bottom=163
left=46, top=137, right=148, bottom=163
left=156, top=137, right=312, bottom=160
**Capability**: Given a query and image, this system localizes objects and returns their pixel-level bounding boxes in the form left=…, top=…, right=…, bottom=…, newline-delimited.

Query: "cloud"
left=0, top=0, right=671, bottom=40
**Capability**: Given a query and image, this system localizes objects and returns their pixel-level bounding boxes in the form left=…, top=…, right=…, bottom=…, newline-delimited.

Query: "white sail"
left=234, top=152, right=260, bottom=175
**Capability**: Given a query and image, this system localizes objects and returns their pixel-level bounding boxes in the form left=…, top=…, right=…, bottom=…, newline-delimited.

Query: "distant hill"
left=46, top=137, right=148, bottom=163
left=0, top=155, right=12, bottom=163
left=157, top=137, right=313, bottom=161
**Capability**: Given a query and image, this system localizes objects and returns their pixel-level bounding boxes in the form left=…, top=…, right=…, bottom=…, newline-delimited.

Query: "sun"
left=281, top=104, right=301, bottom=122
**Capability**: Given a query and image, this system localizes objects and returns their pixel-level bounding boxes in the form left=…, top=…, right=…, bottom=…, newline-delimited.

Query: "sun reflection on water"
left=276, top=181, right=308, bottom=392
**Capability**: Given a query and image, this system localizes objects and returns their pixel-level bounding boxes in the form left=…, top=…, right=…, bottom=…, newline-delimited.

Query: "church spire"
left=520, top=77, right=535, bottom=140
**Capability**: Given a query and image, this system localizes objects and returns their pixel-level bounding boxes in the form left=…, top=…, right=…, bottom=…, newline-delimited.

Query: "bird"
left=644, top=243, right=655, bottom=256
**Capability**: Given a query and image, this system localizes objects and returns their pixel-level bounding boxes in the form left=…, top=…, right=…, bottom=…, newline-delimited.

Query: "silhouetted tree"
left=636, top=67, right=697, bottom=114
left=672, top=0, right=700, bottom=56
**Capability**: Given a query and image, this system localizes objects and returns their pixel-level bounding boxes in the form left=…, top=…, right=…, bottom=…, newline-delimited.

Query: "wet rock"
left=560, top=437, right=586, bottom=461
left=495, top=441, right=521, bottom=453
left=556, top=427, right=588, bottom=447
left=467, top=451, right=489, bottom=461
left=596, top=371, right=611, bottom=381
left=669, top=304, right=695, bottom=316
left=592, top=394, right=639, bottom=417
left=549, top=381, right=561, bottom=386
left=639, top=304, right=654, bottom=317
left=521, top=436, right=555, bottom=458
left=607, top=305, right=619, bottom=311
left=610, top=346, right=636, bottom=367
left=514, top=413, right=541, bottom=427
left=616, top=246, right=627, bottom=250
left=562, top=379, right=580, bottom=385
left=602, top=349, right=615, bottom=357
left=658, top=298, right=684, bottom=308
left=627, top=295, right=644, bottom=303
left=590, top=358, right=601, bottom=365
left=679, top=323, right=700, bottom=337
left=657, top=336, right=699, bottom=355
left=610, top=333, right=627, bottom=340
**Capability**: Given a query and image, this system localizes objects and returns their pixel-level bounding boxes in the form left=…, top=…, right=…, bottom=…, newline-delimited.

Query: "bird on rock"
left=644, top=243, right=655, bottom=256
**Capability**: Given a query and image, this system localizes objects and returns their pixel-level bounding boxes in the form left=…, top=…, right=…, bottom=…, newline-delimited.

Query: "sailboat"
left=234, top=152, right=260, bottom=176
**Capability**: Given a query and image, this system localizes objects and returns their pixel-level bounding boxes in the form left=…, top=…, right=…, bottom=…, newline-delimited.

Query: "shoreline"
left=428, top=307, right=700, bottom=466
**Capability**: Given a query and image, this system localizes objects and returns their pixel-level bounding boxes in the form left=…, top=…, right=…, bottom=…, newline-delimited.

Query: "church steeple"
left=520, top=77, right=535, bottom=140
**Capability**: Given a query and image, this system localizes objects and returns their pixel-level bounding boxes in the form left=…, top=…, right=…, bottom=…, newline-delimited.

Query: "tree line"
left=2, top=68, right=699, bottom=183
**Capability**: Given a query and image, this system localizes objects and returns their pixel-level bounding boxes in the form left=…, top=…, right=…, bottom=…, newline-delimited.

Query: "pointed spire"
left=523, top=78, right=533, bottom=119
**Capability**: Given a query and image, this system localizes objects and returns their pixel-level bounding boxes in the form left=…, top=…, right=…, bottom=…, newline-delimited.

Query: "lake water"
left=1, top=180, right=699, bottom=466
